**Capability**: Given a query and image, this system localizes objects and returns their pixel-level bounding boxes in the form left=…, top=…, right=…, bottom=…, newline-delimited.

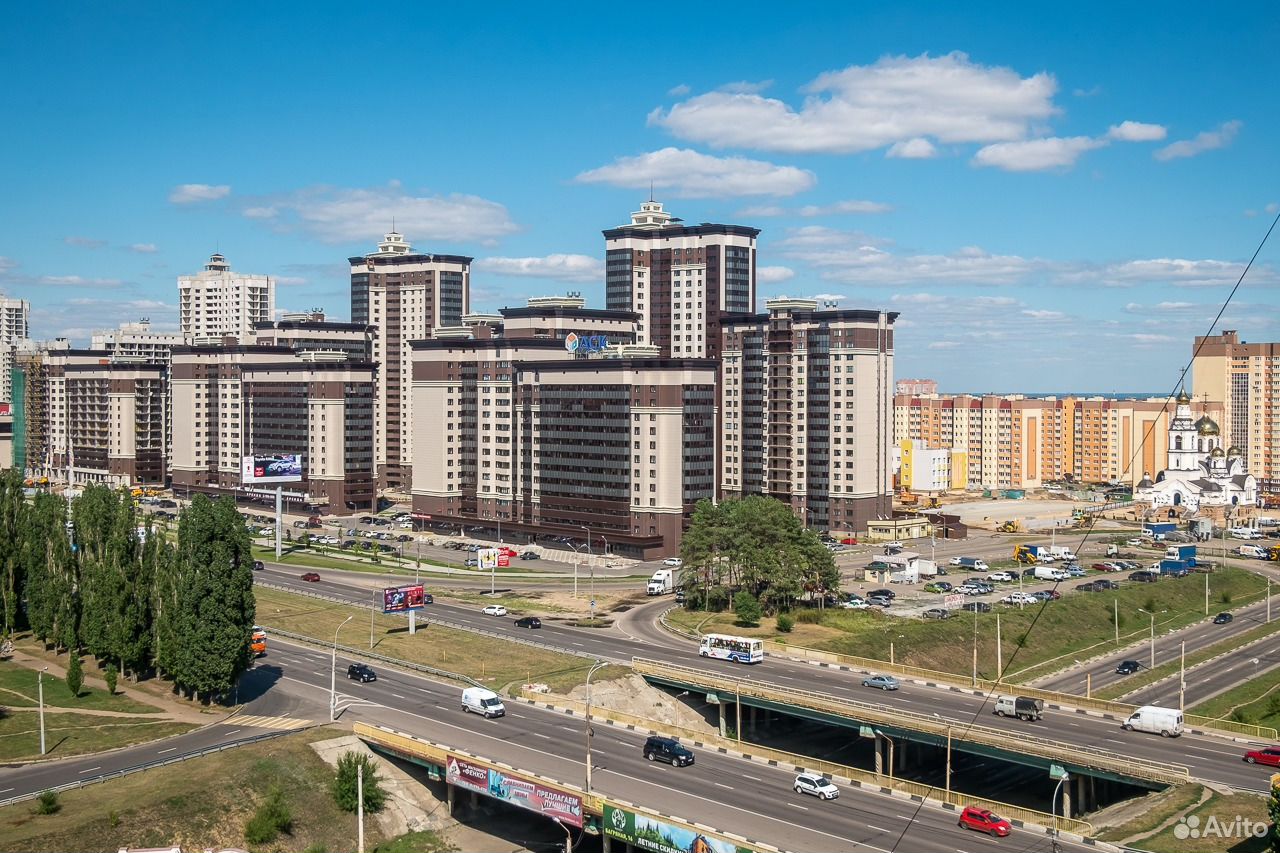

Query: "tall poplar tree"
left=0, top=470, right=29, bottom=637
left=21, top=492, right=73, bottom=646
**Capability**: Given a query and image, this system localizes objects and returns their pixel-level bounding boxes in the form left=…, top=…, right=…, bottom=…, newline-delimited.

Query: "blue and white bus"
left=698, top=634, right=764, bottom=664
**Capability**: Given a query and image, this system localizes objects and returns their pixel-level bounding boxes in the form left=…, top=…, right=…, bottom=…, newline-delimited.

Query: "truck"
left=1230, top=526, right=1263, bottom=540
left=1121, top=705, right=1183, bottom=737
left=1164, top=544, right=1198, bottom=566
left=1014, top=544, right=1054, bottom=563
left=1144, top=522, right=1177, bottom=537
left=956, top=557, right=989, bottom=571
left=994, top=695, right=1044, bottom=722
left=1047, top=545, right=1076, bottom=561
left=1033, top=566, right=1070, bottom=581
left=1238, top=544, right=1268, bottom=559
left=646, top=568, right=676, bottom=595
left=1158, top=559, right=1191, bottom=577
left=250, top=626, right=267, bottom=658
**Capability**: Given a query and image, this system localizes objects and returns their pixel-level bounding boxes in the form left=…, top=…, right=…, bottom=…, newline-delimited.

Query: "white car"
left=662, top=557, right=683, bottom=567
left=482, top=604, right=508, bottom=617
left=949, top=557, right=964, bottom=566
left=837, top=597, right=869, bottom=609
left=886, top=541, right=904, bottom=549
left=987, top=571, right=1015, bottom=582
left=259, top=527, right=274, bottom=536
left=793, top=773, right=839, bottom=800
left=1002, top=592, right=1038, bottom=605
left=398, top=521, right=413, bottom=529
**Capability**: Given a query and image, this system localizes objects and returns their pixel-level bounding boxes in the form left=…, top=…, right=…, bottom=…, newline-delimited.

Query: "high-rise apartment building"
left=895, top=378, right=937, bottom=396
left=179, top=253, right=275, bottom=342
left=350, top=230, right=471, bottom=491
left=720, top=298, right=896, bottom=535
left=92, top=319, right=184, bottom=466
left=604, top=200, right=758, bottom=359
left=0, top=294, right=30, bottom=403
left=170, top=320, right=377, bottom=514
left=894, top=393, right=1224, bottom=490
left=410, top=298, right=716, bottom=558
left=1193, top=330, right=1280, bottom=487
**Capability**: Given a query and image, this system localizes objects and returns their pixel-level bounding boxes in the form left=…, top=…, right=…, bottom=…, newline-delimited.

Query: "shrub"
left=733, top=591, right=762, bottom=628
left=104, top=663, right=118, bottom=696
left=65, top=655, right=83, bottom=698
left=34, top=790, right=59, bottom=815
left=1220, top=591, right=1232, bottom=604
left=244, top=784, right=292, bottom=845
left=793, top=609, right=824, bottom=624
left=776, top=614, right=794, bottom=633
left=333, top=752, right=387, bottom=814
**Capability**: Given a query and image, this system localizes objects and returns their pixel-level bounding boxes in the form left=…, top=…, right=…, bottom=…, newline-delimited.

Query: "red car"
left=958, top=806, right=1012, bottom=837
left=1244, top=747, right=1280, bottom=766
left=1091, top=562, right=1119, bottom=572
left=840, top=536, right=859, bottom=545
left=300, top=572, right=321, bottom=582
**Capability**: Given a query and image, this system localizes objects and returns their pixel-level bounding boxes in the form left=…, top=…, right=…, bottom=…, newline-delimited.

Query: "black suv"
left=1128, top=571, right=1159, bottom=583
left=643, top=736, right=694, bottom=767
left=1116, top=659, right=1141, bottom=675
left=347, top=663, right=376, bottom=682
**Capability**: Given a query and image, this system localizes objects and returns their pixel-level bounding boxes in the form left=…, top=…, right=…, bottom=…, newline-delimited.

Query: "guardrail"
left=520, top=688, right=1097, bottom=836
left=632, top=658, right=1190, bottom=786
left=0, top=728, right=300, bottom=809
left=256, top=581, right=607, bottom=663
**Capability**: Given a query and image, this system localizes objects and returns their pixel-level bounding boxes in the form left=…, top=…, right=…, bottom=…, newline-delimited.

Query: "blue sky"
left=2, top=2, right=1277, bottom=392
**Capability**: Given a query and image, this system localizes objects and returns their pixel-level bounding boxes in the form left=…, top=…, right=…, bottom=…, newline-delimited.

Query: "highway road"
left=258, top=565, right=1280, bottom=793
left=1122, top=634, right=1280, bottom=708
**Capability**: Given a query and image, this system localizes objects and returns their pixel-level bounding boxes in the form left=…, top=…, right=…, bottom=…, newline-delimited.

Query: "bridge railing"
left=632, top=658, right=1190, bottom=786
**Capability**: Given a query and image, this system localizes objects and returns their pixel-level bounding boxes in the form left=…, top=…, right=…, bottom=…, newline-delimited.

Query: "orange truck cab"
left=250, top=627, right=267, bottom=657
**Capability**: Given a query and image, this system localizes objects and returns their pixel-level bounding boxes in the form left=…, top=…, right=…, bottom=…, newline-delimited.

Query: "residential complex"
left=1192, top=330, right=1280, bottom=488
left=178, top=253, right=275, bottom=342
left=720, top=298, right=896, bottom=536
left=350, top=230, right=472, bottom=492
left=894, top=392, right=1225, bottom=491
left=603, top=200, right=758, bottom=359
left=0, top=293, right=30, bottom=403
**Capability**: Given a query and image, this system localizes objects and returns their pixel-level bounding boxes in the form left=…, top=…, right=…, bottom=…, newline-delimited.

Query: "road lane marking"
left=391, top=693, right=407, bottom=699
left=158, top=747, right=177, bottom=754
left=867, top=825, right=889, bottom=833
left=786, top=802, right=809, bottom=811
left=741, top=774, right=761, bottom=781
left=78, top=767, right=101, bottom=774
left=0, top=788, right=12, bottom=794
left=224, top=729, right=241, bottom=735
left=714, top=782, right=734, bottom=790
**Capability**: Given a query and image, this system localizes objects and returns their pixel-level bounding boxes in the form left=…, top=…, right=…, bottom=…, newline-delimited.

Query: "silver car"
left=862, top=674, right=900, bottom=691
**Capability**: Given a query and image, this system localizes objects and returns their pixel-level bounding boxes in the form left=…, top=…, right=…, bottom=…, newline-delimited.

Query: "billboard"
left=564, top=332, right=610, bottom=355
left=241, top=454, right=304, bottom=485
left=604, top=805, right=750, bottom=853
left=478, top=548, right=499, bottom=570
left=446, top=755, right=582, bottom=827
left=383, top=585, right=426, bottom=614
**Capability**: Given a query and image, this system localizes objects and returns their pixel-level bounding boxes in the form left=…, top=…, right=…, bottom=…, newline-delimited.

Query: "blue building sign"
left=565, top=332, right=609, bottom=354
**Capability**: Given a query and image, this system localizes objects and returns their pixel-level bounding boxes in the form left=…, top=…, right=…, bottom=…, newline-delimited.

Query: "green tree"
left=1268, top=776, right=1280, bottom=853
left=0, top=470, right=30, bottom=638
left=21, top=493, right=74, bottom=648
left=733, top=591, right=762, bottom=627
left=151, top=529, right=180, bottom=679
left=104, top=663, right=118, bottom=695
left=66, top=653, right=83, bottom=697
left=333, top=752, right=387, bottom=813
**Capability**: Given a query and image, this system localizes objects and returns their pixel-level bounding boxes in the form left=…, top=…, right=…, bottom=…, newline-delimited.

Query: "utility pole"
left=996, top=612, right=1002, bottom=677
left=1179, top=640, right=1186, bottom=712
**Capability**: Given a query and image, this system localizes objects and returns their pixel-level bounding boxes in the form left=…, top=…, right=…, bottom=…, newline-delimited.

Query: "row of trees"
left=0, top=471, right=256, bottom=701
left=679, top=495, right=839, bottom=613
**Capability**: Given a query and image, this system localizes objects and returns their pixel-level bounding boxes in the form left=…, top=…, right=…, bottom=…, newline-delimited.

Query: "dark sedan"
left=514, top=616, right=542, bottom=629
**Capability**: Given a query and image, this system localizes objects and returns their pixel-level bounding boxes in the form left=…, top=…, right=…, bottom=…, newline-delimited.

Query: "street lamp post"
left=1137, top=608, right=1166, bottom=670
left=1051, top=772, right=1071, bottom=852
left=38, top=666, right=48, bottom=755
left=584, top=660, right=607, bottom=796
left=331, top=615, right=355, bottom=721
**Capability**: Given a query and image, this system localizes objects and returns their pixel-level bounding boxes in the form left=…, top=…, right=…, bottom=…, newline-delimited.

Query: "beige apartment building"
left=720, top=298, right=896, bottom=536
left=1193, top=330, right=1280, bottom=488
left=350, top=230, right=471, bottom=492
left=179, top=253, right=275, bottom=342
left=894, top=393, right=1224, bottom=491
left=0, top=293, right=30, bottom=404
left=410, top=298, right=717, bottom=558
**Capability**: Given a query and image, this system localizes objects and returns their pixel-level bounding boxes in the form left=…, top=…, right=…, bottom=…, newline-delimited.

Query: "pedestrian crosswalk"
left=226, top=714, right=313, bottom=731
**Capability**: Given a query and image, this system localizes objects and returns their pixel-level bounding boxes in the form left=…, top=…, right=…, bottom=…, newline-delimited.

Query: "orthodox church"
left=1134, top=390, right=1257, bottom=513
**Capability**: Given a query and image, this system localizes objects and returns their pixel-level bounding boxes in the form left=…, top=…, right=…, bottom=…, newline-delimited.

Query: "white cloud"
left=241, top=182, right=519, bottom=245
left=927, top=340, right=962, bottom=350
left=811, top=293, right=845, bottom=302
left=169, top=183, right=231, bottom=204
left=1106, top=121, right=1167, bottom=142
left=0, top=257, right=18, bottom=275
left=778, top=228, right=1035, bottom=286
left=796, top=199, right=893, bottom=216
left=1102, top=258, right=1258, bottom=288
left=576, top=148, right=815, bottom=198
left=972, top=136, right=1106, bottom=172
left=717, top=80, right=773, bottom=95
left=274, top=276, right=309, bottom=286
left=649, top=52, right=1058, bottom=155
left=757, top=266, right=795, bottom=284
left=38, top=275, right=123, bottom=287
left=1073, top=85, right=1102, bottom=98
left=890, top=292, right=947, bottom=304
left=1154, top=120, right=1242, bottom=161
left=1127, top=333, right=1175, bottom=345
left=64, top=236, right=106, bottom=249
left=886, top=138, right=938, bottom=159
left=667, top=83, right=691, bottom=97
left=128, top=243, right=158, bottom=254
left=1268, top=202, right=1279, bottom=215
left=474, top=254, right=603, bottom=282
left=737, top=204, right=788, bottom=218
left=1021, top=309, right=1065, bottom=320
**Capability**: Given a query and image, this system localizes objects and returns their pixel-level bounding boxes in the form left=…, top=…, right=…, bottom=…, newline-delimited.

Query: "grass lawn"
left=0, top=711, right=195, bottom=762
left=1094, top=620, right=1280, bottom=700
left=0, top=727, right=455, bottom=853
left=1096, top=784, right=1205, bottom=842
left=1188, top=665, right=1280, bottom=729
left=1131, top=791, right=1270, bottom=853
left=254, top=587, right=622, bottom=695
left=668, top=567, right=1266, bottom=681
left=0, top=665, right=162, bottom=714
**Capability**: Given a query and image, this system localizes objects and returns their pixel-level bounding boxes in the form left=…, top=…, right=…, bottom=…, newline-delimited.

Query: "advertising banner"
left=241, top=454, right=304, bottom=484
left=604, top=805, right=749, bottom=853
left=382, top=585, right=426, bottom=613
left=445, top=755, right=582, bottom=827
left=944, top=594, right=965, bottom=610
left=478, top=548, right=499, bottom=570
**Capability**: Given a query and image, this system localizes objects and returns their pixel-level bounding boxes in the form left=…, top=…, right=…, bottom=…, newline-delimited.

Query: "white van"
left=1033, top=566, right=1070, bottom=581
left=1122, top=705, right=1183, bottom=737
left=1230, top=527, right=1262, bottom=540
left=461, top=686, right=506, bottom=718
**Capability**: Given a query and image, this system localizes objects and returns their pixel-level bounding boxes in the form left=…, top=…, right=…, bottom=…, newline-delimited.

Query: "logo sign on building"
left=564, top=332, right=610, bottom=355
left=382, top=585, right=426, bottom=614
left=603, top=805, right=750, bottom=853
left=446, top=755, right=582, bottom=827
left=241, top=454, right=304, bottom=485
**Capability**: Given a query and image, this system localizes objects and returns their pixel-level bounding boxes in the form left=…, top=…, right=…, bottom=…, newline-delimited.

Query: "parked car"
left=987, top=572, right=1016, bottom=582
left=793, top=773, right=840, bottom=800
left=961, top=601, right=992, bottom=613
left=862, top=674, right=900, bottom=691
left=867, top=594, right=893, bottom=608
left=1067, top=566, right=1087, bottom=577
left=954, top=584, right=982, bottom=596
left=1032, top=589, right=1061, bottom=601
left=866, top=588, right=895, bottom=599
left=958, top=806, right=1012, bottom=838
left=837, top=596, right=869, bottom=610
left=922, top=608, right=950, bottom=620
left=1116, top=659, right=1141, bottom=675
left=924, top=582, right=952, bottom=593
left=1092, top=562, right=1116, bottom=572
left=482, top=604, right=508, bottom=616
left=1002, top=592, right=1038, bottom=605
left=949, top=557, right=964, bottom=566
left=397, top=534, right=413, bottom=542
left=1214, top=612, right=1234, bottom=624
left=1129, top=571, right=1159, bottom=583
left=259, top=527, right=274, bottom=536
left=347, top=663, right=376, bottom=683
left=514, top=616, right=542, bottom=629
left=252, top=560, right=265, bottom=571
left=643, top=735, right=694, bottom=766
left=300, top=572, right=320, bottom=582
left=464, top=558, right=479, bottom=567
left=520, top=551, right=540, bottom=560
left=661, top=557, right=683, bottom=567
left=1243, top=746, right=1280, bottom=766
left=840, top=537, right=858, bottom=545
left=1076, top=580, right=1103, bottom=592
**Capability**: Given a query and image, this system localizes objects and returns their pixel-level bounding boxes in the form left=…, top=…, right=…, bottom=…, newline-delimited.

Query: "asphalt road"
left=258, top=565, right=1278, bottom=792
left=1122, top=635, right=1280, bottom=708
